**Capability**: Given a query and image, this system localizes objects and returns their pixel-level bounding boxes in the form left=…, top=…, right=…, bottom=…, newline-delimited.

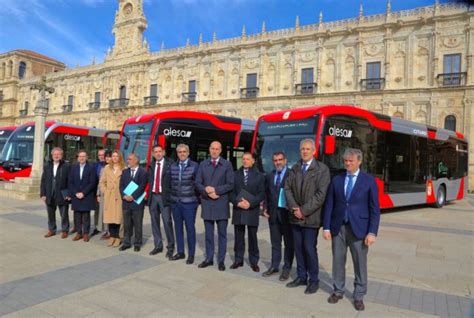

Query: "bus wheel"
left=434, top=185, right=446, bottom=208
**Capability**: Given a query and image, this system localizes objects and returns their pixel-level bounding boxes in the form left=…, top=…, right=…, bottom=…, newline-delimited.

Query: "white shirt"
left=79, top=164, right=85, bottom=180
left=344, top=169, right=360, bottom=194
left=53, top=162, right=59, bottom=177
left=153, top=159, right=164, bottom=193
left=302, top=159, right=313, bottom=171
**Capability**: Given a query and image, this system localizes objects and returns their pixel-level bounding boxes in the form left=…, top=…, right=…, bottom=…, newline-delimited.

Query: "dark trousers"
left=234, top=224, right=259, bottom=265
left=46, top=203, right=69, bottom=233
left=123, top=208, right=144, bottom=247
left=74, top=210, right=90, bottom=236
left=172, top=201, right=198, bottom=256
left=292, top=225, right=320, bottom=283
left=109, top=223, right=120, bottom=238
left=150, top=193, right=175, bottom=251
left=204, top=219, right=228, bottom=264
left=269, top=221, right=294, bottom=271
left=91, top=200, right=99, bottom=232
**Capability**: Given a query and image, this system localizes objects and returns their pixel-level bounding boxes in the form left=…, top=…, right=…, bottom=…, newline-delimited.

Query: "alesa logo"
left=328, top=125, right=353, bottom=138
left=64, top=134, right=81, bottom=141
left=163, top=127, right=192, bottom=138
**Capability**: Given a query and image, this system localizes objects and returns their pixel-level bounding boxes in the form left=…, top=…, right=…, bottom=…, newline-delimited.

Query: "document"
left=236, top=189, right=256, bottom=203
left=123, top=181, right=139, bottom=196
left=277, top=188, right=286, bottom=208
left=134, top=192, right=145, bottom=205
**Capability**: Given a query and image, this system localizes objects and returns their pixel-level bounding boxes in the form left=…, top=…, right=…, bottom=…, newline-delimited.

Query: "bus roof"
left=257, top=105, right=466, bottom=142
left=14, top=121, right=117, bottom=139
left=0, top=126, right=17, bottom=131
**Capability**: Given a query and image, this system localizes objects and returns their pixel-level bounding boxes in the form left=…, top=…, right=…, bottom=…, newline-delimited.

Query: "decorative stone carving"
left=441, top=36, right=462, bottom=48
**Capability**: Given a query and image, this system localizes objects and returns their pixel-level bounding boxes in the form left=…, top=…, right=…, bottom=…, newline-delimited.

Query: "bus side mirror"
left=324, top=135, right=335, bottom=155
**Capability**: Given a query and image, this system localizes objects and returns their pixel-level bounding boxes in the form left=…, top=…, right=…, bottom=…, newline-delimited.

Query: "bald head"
left=209, top=141, right=222, bottom=159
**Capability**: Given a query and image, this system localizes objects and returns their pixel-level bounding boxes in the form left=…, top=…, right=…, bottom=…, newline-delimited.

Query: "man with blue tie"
left=323, top=148, right=380, bottom=311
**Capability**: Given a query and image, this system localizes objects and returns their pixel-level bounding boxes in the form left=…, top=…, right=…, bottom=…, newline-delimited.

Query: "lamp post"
left=30, top=76, right=54, bottom=178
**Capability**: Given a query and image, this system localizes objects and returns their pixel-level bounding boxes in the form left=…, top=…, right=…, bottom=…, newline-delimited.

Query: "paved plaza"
left=0, top=194, right=473, bottom=317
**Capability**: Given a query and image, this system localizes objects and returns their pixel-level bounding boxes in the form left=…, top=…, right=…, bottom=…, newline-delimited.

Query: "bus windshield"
left=0, top=125, right=34, bottom=163
left=120, top=120, right=154, bottom=166
left=255, top=116, right=319, bottom=173
left=0, top=130, right=13, bottom=154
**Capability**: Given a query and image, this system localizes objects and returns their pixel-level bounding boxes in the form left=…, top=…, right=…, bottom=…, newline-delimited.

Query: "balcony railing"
left=19, top=109, right=28, bottom=117
left=240, top=87, right=259, bottom=99
left=144, top=96, right=159, bottom=106
left=437, top=72, right=467, bottom=87
left=295, top=83, right=317, bottom=95
left=88, top=102, right=100, bottom=110
left=62, top=104, right=73, bottom=113
left=109, top=98, right=129, bottom=108
left=360, top=78, right=385, bottom=91
left=182, top=92, right=197, bottom=102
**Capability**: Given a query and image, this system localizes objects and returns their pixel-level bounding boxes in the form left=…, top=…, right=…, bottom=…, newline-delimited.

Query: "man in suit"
left=41, top=147, right=71, bottom=239
left=323, top=148, right=380, bottom=311
left=90, top=148, right=106, bottom=237
left=262, top=151, right=294, bottom=281
left=196, top=141, right=234, bottom=271
left=147, top=145, right=175, bottom=258
left=167, top=144, right=199, bottom=264
left=68, top=150, right=97, bottom=242
left=284, top=139, right=330, bottom=294
left=119, top=153, right=147, bottom=252
left=230, top=153, right=265, bottom=272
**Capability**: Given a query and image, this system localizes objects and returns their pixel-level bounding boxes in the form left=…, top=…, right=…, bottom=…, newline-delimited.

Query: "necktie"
left=131, top=169, right=135, bottom=179
left=302, top=163, right=308, bottom=176
left=275, top=171, right=282, bottom=189
left=244, top=169, right=249, bottom=185
left=179, top=162, right=185, bottom=183
left=345, top=174, right=355, bottom=200
left=212, top=159, right=217, bottom=168
left=154, top=162, right=161, bottom=193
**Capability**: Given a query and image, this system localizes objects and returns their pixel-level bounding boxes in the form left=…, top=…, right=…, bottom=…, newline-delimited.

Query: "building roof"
left=14, top=50, right=65, bottom=66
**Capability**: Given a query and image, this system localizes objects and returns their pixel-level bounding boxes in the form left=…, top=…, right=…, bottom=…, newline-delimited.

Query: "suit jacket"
left=195, top=157, right=234, bottom=220
left=264, top=168, right=290, bottom=225
left=120, top=166, right=147, bottom=210
left=323, top=171, right=381, bottom=240
left=68, top=162, right=97, bottom=211
left=146, top=157, right=172, bottom=206
left=231, top=166, right=265, bottom=227
left=40, top=160, right=70, bottom=206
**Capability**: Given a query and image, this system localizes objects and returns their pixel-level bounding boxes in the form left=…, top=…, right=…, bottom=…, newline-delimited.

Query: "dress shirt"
left=274, top=166, right=287, bottom=186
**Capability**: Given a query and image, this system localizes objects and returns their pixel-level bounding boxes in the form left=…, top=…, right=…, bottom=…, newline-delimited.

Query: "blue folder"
left=123, top=181, right=145, bottom=205
left=278, top=188, right=286, bottom=208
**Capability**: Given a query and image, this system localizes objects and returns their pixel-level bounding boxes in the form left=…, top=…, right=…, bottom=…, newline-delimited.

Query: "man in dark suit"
left=147, top=145, right=174, bottom=258
left=119, top=153, right=147, bottom=252
left=41, top=147, right=71, bottom=239
left=284, top=139, right=330, bottom=295
left=68, top=150, right=97, bottom=242
left=230, top=153, right=265, bottom=272
left=323, top=148, right=380, bottom=311
left=196, top=141, right=234, bottom=271
left=262, top=151, right=294, bottom=281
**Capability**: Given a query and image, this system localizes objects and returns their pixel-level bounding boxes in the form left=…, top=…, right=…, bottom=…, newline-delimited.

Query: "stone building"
left=0, top=0, right=472, bottom=188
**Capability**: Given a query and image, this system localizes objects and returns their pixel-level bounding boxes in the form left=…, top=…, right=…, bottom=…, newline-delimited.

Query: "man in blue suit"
left=323, top=148, right=380, bottom=311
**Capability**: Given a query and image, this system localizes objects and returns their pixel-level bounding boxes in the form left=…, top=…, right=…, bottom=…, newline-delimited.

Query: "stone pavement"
left=0, top=194, right=473, bottom=317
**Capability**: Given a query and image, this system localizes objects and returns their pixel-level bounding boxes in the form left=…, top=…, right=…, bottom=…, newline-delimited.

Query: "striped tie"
left=244, top=169, right=249, bottom=185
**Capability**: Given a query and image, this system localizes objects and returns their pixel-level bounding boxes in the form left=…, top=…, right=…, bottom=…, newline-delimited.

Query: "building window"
left=182, top=80, right=197, bottom=102
left=89, top=92, right=101, bottom=110
left=188, top=80, right=196, bottom=93
left=241, top=73, right=259, bottom=98
left=119, top=85, right=127, bottom=99
left=367, top=62, right=381, bottom=79
left=444, top=115, right=456, bottom=131
left=302, top=68, right=314, bottom=84
left=68, top=95, right=74, bottom=106
left=361, top=62, right=384, bottom=90
left=150, top=84, right=158, bottom=97
left=440, top=54, right=463, bottom=86
left=19, top=62, right=26, bottom=79
left=95, top=92, right=101, bottom=103
left=0, top=90, right=3, bottom=101
left=296, top=68, right=316, bottom=95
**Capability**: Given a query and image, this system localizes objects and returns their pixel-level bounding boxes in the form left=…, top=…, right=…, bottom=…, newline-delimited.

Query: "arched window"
left=19, top=61, right=26, bottom=79
left=444, top=115, right=456, bottom=131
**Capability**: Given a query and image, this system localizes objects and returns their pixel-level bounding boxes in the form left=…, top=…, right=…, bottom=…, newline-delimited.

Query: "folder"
left=123, top=181, right=139, bottom=196
left=134, top=192, right=145, bottom=205
left=60, top=189, right=71, bottom=201
left=236, top=189, right=256, bottom=203
left=277, top=188, right=286, bottom=208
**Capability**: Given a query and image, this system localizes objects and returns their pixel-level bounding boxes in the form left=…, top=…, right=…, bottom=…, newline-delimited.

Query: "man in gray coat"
left=196, top=141, right=234, bottom=271
left=284, top=138, right=330, bottom=294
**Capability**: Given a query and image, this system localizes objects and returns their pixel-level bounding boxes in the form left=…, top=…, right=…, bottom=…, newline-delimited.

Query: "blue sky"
left=0, top=0, right=449, bottom=68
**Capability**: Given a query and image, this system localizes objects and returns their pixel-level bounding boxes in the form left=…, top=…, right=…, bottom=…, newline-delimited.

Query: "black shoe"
left=354, top=299, right=365, bottom=311
left=279, top=269, right=290, bottom=281
left=262, top=267, right=279, bottom=277
left=170, top=253, right=185, bottom=261
left=134, top=246, right=141, bottom=252
left=198, top=260, right=214, bottom=268
left=166, top=250, right=174, bottom=259
left=328, top=293, right=343, bottom=304
left=186, top=256, right=194, bottom=264
left=119, top=245, right=131, bottom=251
left=218, top=263, right=225, bottom=271
left=304, top=282, right=319, bottom=294
left=251, top=264, right=260, bottom=273
left=286, top=277, right=307, bottom=288
left=149, top=247, right=163, bottom=255
left=230, top=262, right=244, bottom=269
left=90, top=229, right=100, bottom=237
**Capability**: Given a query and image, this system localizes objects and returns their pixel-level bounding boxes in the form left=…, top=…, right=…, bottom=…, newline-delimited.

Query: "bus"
left=0, top=121, right=120, bottom=181
left=252, top=105, right=468, bottom=209
left=0, top=126, right=16, bottom=155
left=119, top=111, right=255, bottom=169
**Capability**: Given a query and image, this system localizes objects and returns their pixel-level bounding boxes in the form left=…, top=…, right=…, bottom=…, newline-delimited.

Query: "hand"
left=208, top=192, right=219, bottom=200
left=323, top=231, right=332, bottom=240
left=97, top=196, right=100, bottom=203
left=364, top=234, right=376, bottom=246
left=205, top=186, right=216, bottom=194
left=41, top=196, right=46, bottom=202
left=293, top=207, right=304, bottom=220
left=65, top=196, right=71, bottom=201
left=241, top=199, right=250, bottom=210
left=76, top=192, right=84, bottom=199
left=124, top=195, right=134, bottom=202
left=263, top=210, right=270, bottom=219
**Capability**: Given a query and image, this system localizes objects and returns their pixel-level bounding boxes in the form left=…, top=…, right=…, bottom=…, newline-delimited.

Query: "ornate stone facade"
left=0, top=0, right=473, bottom=189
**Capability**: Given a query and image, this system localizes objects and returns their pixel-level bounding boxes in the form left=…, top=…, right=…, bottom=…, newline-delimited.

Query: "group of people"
left=40, top=138, right=380, bottom=311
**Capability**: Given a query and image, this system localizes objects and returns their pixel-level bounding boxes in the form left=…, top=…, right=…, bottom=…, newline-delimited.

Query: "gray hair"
left=343, top=148, right=363, bottom=161
left=128, top=152, right=140, bottom=162
left=176, top=143, right=189, bottom=153
left=299, top=138, right=315, bottom=150
left=51, top=147, right=63, bottom=155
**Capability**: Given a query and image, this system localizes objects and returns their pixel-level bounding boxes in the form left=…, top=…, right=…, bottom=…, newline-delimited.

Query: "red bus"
left=119, top=111, right=255, bottom=169
left=0, top=121, right=120, bottom=181
left=252, top=105, right=468, bottom=208
left=0, top=126, right=17, bottom=155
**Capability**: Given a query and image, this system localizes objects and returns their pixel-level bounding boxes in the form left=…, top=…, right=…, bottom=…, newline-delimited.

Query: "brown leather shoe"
left=83, top=234, right=90, bottom=242
left=328, top=293, right=343, bottom=304
left=354, top=299, right=365, bottom=311
left=44, top=231, right=55, bottom=238
left=251, top=264, right=260, bottom=273
left=61, top=232, right=68, bottom=239
left=279, top=269, right=290, bottom=281
left=230, top=262, right=244, bottom=269
left=72, top=234, right=83, bottom=241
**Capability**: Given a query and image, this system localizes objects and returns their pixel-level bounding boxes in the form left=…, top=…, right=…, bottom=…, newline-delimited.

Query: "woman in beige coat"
left=99, top=150, right=125, bottom=247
